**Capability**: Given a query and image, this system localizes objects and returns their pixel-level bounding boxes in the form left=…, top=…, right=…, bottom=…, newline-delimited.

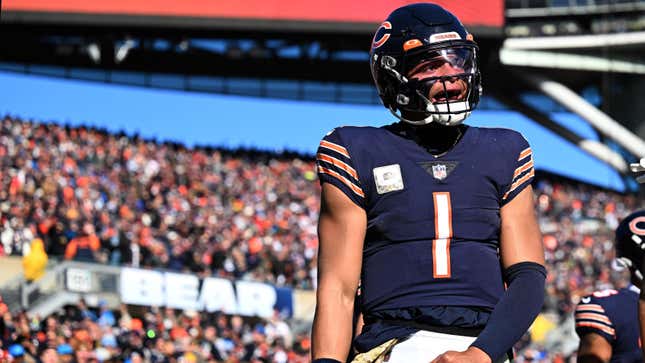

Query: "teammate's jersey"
left=316, top=123, right=534, bottom=350
left=575, top=286, right=642, bottom=363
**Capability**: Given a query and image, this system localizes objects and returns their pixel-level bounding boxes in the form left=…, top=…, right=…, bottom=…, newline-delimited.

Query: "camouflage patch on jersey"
left=373, top=164, right=404, bottom=194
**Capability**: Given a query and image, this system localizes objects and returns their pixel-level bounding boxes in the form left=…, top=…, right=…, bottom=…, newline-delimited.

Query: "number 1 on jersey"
left=433, top=192, right=452, bottom=278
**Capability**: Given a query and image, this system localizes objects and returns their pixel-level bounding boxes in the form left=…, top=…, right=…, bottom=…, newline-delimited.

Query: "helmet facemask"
left=380, top=44, right=481, bottom=126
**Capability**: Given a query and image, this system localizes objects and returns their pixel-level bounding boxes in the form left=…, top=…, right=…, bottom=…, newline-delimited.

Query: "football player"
left=311, top=3, right=546, bottom=363
left=575, top=210, right=645, bottom=363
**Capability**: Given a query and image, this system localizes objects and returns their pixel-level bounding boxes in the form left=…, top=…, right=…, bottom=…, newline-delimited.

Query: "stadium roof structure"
left=502, top=0, right=645, bottom=174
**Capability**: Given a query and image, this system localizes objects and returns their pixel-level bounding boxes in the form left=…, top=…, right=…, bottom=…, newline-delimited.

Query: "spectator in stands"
left=57, top=344, right=74, bottom=363
left=9, top=342, right=37, bottom=363
left=9, top=344, right=25, bottom=360
left=97, top=301, right=116, bottom=328
left=0, top=296, right=8, bottom=316
left=22, top=238, right=48, bottom=283
left=77, top=299, right=98, bottom=322
left=64, top=222, right=100, bottom=262
left=39, top=347, right=59, bottom=363
left=45, top=222, right=70, bottom=258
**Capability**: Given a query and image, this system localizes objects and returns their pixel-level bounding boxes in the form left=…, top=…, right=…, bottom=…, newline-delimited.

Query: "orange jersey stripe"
left=576, top=304, right=606, bottom=313
left=503, top=169, right=535, bottom=200
left=510, top=169, right=535, bottom=191
left=319, top=140, right=350, bottom=158
left=513, top=159, right=534, bottom=179
left=577, top=304, right=604, bottom=310
left=318, top=166, right=365, bottom=198
left=518, top=147, right=532, bottom=161
left=575, top=312, right=612, bottom=325
left=316, top=153, right=358, bottom=180
left=511, top=168, right=535, bottom=189
left=576, top=322, right=616, bottom=336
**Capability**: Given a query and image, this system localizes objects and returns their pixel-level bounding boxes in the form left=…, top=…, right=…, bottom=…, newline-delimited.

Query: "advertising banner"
left=3, top=0, right=503, bottom=29
left=119, top=268, right=293, bottom=319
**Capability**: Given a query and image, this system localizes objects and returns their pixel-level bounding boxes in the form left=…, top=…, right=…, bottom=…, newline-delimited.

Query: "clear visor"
left=406, top=47, right=476, bottom=80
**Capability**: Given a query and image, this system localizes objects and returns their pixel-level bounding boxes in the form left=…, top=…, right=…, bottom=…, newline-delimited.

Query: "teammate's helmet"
left=615, top=210, right=645, bottom=281
left=369, top=3, right=481, bottom=126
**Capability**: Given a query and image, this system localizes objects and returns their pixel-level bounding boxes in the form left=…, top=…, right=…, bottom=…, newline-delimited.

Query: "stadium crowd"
left=0, top=115, right=643, bottom=361
left=0, top=297, right=310, bottom=362
left=0, top=116, right=320, bottom=290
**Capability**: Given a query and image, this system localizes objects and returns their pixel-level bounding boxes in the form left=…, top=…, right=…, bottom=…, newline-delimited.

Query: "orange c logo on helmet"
left=372, top=21, right=392, bottom=49
left=630, top=216, right=645, bottom=235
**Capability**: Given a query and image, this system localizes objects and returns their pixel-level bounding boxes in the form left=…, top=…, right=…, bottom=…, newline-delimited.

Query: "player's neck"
left=406, top=123, right=467, bottom=157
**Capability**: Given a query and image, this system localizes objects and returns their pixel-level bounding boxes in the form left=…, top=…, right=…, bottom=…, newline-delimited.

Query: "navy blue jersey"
left=316, top=123, right=535, bottom=350
left=575, top=286, right=642, bottom=363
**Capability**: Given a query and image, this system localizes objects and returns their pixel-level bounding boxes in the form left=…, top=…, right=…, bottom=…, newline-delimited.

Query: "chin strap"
left=426, top=100, right=471, bottom=126
left=388, top=101, right=470, bottom=126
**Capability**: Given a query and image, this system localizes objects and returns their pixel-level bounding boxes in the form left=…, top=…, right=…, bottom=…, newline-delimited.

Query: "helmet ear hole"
left=397, top=94, right=410, bottom=105
left=382, top=56, right=397, bottom=68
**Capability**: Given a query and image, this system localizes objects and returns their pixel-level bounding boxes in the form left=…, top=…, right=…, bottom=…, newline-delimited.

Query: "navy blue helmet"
left=615, top=210, right=645, bottom=281
left=369, top=3, right=481, bottom=126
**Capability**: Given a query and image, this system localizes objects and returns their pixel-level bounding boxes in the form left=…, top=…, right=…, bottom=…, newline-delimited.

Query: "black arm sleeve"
left=470, top=261, right=547, bottom=361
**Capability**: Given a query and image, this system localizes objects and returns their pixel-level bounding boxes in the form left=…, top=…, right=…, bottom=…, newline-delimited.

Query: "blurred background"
left=0, top=0, right=644, bottom=362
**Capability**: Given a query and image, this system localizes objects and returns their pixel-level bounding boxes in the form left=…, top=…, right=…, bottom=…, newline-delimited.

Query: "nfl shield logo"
left=432, top=164, right=447, bottom=180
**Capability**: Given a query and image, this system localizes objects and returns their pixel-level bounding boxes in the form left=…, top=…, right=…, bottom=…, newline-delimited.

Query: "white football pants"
left=384, top=330, right=510, bottom=363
